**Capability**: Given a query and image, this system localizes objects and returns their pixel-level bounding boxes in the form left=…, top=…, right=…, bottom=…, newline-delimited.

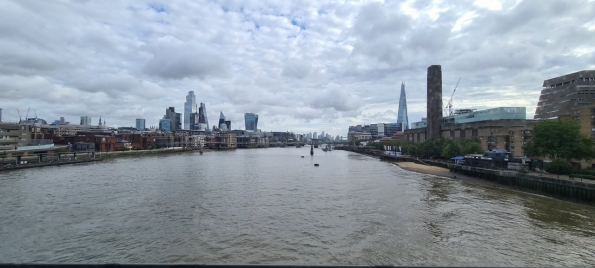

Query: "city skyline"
left=1, top=1, right=594, bottom=137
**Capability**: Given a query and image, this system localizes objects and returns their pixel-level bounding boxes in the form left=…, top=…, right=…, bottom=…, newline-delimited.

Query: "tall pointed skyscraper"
left=396, top=82, right=409, bottom=131
left=184, top=91, right=197, bottom=130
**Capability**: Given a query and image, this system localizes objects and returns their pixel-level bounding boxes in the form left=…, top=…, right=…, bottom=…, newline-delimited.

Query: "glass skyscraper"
left=135, top=118, right=145, bottom=130
left=244, top=113, right=258, bottom=131
left=80, top=115, right=91, bottom=126
left=165, top=107, right=181, bottom=131
left=184, top=91, right=197, bottom=130
left=396, top=82, right=409, bottom=131
left=198, top=103, right=208, bottom=130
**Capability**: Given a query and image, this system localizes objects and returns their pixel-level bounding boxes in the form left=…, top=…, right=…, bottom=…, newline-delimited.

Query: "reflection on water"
left=0, top=148, right=594, bottom=266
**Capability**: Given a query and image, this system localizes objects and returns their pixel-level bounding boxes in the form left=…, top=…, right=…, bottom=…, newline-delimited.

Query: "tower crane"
left=445, top=77, right=461, bottom=117
left=16, top=108, right=21, bottom=123
left=25, top=107, right=30, bottom=120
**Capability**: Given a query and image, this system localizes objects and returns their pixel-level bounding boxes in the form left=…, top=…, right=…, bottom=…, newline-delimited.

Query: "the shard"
left=396, top=82, right=409, bottom=131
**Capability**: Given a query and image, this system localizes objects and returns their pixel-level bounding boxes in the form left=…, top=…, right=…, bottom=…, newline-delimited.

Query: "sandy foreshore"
left=394, top=161, right=475, bottom=180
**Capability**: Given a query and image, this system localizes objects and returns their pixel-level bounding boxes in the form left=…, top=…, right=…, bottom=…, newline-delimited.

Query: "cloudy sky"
left=1, top=0, right=594, bottom=136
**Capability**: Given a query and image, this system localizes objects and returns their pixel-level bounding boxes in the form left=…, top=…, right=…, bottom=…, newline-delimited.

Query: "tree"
left=544, top=159, right=573, bottom=175
left=461, top=138, right=484, bottom=155
left=524, top=119, right=595, bottom=161
left=441, top=140, right=462, bottom=159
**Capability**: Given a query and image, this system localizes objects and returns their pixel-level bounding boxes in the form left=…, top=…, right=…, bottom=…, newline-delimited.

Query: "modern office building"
left=184, top=91, right=197, bottom=130
left=80, top=116, right=91, bottom=126
left=397, top=82, right=409, bottom=131
left=219, top=112, right=226, bottom=127
left=383, top=123, right=402, bottom=137
left=198, top=103, right=208, bottom=130
left=219, top=112, right=231, bottom=131
left=159, top=118, right=172, bottom=132
left=0, top=108, right=3, bottom=122
left=189, top=112, right=199, bottom=130
left=534, top=70, right=595, bottom=119
left=135, top=118, right=145, bottom=130
left=245, top=113, right=258, bottom=131
left=165, top=107, right=181, bottom=131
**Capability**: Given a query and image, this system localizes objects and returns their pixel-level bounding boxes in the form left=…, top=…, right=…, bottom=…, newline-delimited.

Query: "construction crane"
left=16, top=108, right=22, bottom=123
left=445, top=77, right=461, bottom=117
left=25, top=107, right=30, bottom=120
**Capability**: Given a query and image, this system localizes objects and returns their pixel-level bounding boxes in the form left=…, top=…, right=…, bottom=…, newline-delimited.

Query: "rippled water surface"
left=1, top=148, right=594, bottom=266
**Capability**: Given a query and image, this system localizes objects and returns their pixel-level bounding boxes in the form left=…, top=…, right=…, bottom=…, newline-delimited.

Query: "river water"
left=1, top=148, right=594, bottom=266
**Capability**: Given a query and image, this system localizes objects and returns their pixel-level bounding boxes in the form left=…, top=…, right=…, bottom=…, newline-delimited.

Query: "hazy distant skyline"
left=1, top=0, right=594, bottom=136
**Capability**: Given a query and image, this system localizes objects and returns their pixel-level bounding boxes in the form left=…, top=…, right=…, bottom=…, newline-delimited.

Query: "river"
left=1, top=148, right=594, bottom=266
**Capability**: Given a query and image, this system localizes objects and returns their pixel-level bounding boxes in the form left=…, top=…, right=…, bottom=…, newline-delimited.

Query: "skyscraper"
left=219, top=111, right=226, bottom=128
left=80, top=116, right=91, bottom=126
left=136, top=118, right=146, bottom=130
left=244, top=113, right=258, bottom=131
left=189, top=112, right=199, bottom=130
left=397, top=82, right=409, bottom=131
left=184, top=91, right=197, bottom=130
left=218, top=111, right=231, bottom=130
left=165, top=107, right=181, bottom=131
left=159, top=118, right=172, bottom=132
left=0, top=108, right=3, bottom=122
left=198, top=103, right=208, bottom=130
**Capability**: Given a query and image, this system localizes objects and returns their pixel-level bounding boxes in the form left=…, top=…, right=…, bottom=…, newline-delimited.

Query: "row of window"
left=547, top=77, right=595, bottom=88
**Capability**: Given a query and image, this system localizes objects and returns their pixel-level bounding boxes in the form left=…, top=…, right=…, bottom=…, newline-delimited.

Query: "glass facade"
left=443, top=107, right=526, bottom=125
left=397, top=82, right=409, bottom=131
left=135, top=118, right=145, bottom=130
left=245, top=113, right=258, bottom=131
left=159, top=118, right=171, bottom=132
left=184, top=91, right=197, bottom=130
left=198, top=103, right=208, bottom=130
left=80, top=116, right=91, bottom=126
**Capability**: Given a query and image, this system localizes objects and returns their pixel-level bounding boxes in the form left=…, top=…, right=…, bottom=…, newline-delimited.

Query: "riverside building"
left=534, top=70, right=595, bottom=119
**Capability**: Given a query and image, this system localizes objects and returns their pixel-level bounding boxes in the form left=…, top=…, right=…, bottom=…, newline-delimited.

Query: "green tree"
left=441, top=140, right=462, bottom=159
left=524, top=119, right=594, bottom=161
left=544, top=159, right=573, bottom=175
left=461, top=138, right=484, bottom=155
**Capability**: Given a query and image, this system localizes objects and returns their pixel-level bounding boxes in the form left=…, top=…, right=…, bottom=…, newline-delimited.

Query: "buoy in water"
left=314, top=164, right=319, bottom=166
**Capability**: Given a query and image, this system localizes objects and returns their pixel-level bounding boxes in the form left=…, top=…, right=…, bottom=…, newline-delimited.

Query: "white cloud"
left=0, top=0, right=594, bottom=136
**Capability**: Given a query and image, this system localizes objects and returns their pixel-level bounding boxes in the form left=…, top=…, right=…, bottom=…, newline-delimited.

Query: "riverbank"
left=394, top=161, right=475, bottom=180
left=338, top=147, right=595, bottom=204
left=0, top=158, right=103, bottom=172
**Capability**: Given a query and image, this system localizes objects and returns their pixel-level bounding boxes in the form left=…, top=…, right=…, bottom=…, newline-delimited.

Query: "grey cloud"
left=309, top=83, right=360, bottom=112
left=352, top=3, right=410, bottom=41
left=142, top=36, right=230, bottom=79
left=451, top=42, right=543, bottom=72
left=1, top=1, right=594, bottom=135
left=281, top=59, right=312, bottom=79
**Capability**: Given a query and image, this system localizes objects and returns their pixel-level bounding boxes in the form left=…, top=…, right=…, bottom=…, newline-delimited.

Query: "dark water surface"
left=1, top=148, right=594, bottom=266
